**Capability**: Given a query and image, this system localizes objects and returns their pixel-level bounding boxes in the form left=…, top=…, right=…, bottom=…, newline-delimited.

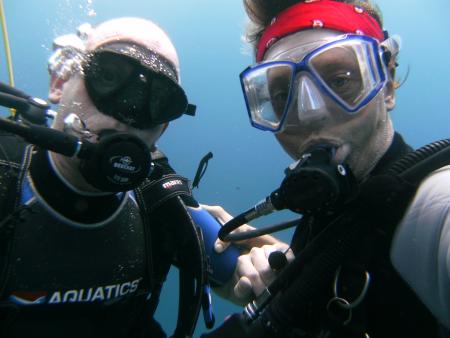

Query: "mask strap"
left=380, top=35, right=401, bottom=67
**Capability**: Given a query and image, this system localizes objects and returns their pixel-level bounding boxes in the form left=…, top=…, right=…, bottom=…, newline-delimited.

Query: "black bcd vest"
left=0, top=131, right=204, bottom=338
left=287, top=133, right=447, bottom=338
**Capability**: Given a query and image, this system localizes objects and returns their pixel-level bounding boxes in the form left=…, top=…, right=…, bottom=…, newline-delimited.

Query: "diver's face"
left=264, top=30, right=394, bottom=179
left=55, top=72, right=165, bottom=146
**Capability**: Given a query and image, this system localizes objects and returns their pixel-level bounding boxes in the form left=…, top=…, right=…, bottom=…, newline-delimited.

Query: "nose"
left=296, top=74, right=326, bottom=118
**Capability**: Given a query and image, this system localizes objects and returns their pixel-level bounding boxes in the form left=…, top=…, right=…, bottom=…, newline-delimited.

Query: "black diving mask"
left=83, top=42, right=195, bottom=129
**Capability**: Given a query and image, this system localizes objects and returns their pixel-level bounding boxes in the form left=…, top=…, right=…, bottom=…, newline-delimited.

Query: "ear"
left=48, top=73, right=67, bottom=104
left=150, top=123, right=169, bottom=145
left=160, top=123, right=169, bottom=136
left=384, top=67, right=397, bottom=111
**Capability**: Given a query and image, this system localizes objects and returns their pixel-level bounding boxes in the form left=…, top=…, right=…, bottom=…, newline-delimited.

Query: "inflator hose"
left=387, top=139, right=450, bottom=180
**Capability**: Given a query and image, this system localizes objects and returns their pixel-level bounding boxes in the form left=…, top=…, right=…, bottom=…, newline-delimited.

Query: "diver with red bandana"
left=202, top=1, right=450, bottom=338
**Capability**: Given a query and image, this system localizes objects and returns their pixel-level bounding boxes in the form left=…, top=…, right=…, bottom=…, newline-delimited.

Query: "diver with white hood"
left=0, top=16, right=246, bottom=338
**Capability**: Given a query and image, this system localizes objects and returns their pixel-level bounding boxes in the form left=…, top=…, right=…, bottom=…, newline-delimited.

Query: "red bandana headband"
left=256, top=0, right=385, bottom=62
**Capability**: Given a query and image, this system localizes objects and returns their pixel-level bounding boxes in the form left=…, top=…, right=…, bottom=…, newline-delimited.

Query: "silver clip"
left=333, top=265, right=371, bottom=309
left=326, top=297, right=352, bottom=326
left=63, top=113, right=93, bottom=138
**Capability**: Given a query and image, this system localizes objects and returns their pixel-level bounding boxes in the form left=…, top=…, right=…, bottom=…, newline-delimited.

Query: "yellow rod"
left=0, top=0, right=14, bottom=87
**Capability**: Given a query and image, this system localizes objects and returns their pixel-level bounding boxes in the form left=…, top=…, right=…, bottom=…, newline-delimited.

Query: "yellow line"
left=0, top=0, right=16, bottom=116
left=0, top=0, right=14, bottom=86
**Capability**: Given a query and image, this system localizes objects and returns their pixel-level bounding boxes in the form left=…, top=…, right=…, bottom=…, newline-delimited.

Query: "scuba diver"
left=202, top=0, right=450, bottom=337
left=0, top=16, right=283, bottom=338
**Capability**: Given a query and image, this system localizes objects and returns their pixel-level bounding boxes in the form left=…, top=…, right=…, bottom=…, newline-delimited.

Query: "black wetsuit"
left=0, top=133, right=169, bottom=338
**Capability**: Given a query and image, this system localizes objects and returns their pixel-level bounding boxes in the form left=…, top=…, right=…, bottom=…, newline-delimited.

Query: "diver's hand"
left=215, top=242, right=294, bottom=305
left=200, top=204, right=280, bottom=252
left=200, top=204, right=294, bottom=305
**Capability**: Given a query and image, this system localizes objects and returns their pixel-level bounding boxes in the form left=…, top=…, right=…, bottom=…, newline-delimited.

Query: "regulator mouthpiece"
left=271, top=146, right=356, bottom=214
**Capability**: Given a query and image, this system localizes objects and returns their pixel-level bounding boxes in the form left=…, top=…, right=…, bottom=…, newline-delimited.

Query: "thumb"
left=233, top=276, right=253, bottom=301
left=214, top=237, right=230, bottom=254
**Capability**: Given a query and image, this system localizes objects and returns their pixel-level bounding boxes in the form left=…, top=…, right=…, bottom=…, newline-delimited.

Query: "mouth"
left=298, top=139, right=350, bottom=164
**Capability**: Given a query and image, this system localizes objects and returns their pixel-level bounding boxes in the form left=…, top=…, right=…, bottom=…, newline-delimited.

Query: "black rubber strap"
left=139, top=174, right=192, bottom=213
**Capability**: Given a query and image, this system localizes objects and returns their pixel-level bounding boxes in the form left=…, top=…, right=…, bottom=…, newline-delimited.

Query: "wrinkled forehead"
left=264, top=29, right=344, bottom=62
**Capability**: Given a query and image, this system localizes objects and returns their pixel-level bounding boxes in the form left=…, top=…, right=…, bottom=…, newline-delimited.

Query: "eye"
left=272, top=89, right=288, bottom=104
left=325, top=70, right=363, bottom=104
left=138, top=73, right=148, bottom=83
left=271, top=89, right=289, bottom=116
left=329, top=72, right=352, bottom=90
left=97, top=66, right=121, bottom=87
left=86, top=53, right=135, bottom=96
left=266, top=64, right=293, bottom=117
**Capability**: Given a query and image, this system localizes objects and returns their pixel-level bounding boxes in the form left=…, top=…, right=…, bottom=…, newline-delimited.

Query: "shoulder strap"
left=138, top=148, right=193, bottom=212
left=138, top=174, right=192, bottom=213
left=134, top=152, right=206, bottom=338
left=0, top=134, right=31, bottom=218
left=133, top=152, right=177, bottom=302
left=133, top=150, right=193, bottom=290
left=0, top=140, right=34, bottom=297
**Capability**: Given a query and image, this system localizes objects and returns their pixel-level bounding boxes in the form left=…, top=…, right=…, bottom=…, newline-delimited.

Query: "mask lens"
left=308, top=38, right=384, bottom=110
left=241, top=62, right=294, bottom=131
left=148, top=74, right=188, bottom=124
left=85, top=51, right=188, bottom=129
left=242, top=35, right=387, bottom=132
left=85, top=53, right=134, bottom=97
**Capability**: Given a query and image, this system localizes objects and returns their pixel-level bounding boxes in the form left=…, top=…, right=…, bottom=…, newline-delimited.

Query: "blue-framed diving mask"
left=240, top=34, right=399, bottom=132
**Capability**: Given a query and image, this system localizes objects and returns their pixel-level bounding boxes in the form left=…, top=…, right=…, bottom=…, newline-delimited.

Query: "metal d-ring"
left=333, top=265, right=371, bottom=310
left=326, top=297, right=352, bottom=326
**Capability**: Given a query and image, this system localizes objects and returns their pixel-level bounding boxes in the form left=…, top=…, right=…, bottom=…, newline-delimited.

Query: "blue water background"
left=0, top=0, right=449, bottom=336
